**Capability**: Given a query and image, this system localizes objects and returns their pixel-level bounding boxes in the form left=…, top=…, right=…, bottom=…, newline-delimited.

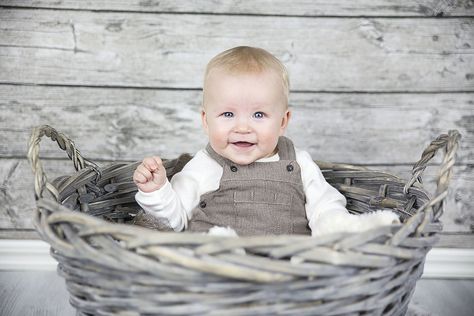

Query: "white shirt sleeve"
left=296, top=149, right=400, bottom=236
left=135, top=149, right=222, bottom=232
left=295, top=149, right=349, bottom=235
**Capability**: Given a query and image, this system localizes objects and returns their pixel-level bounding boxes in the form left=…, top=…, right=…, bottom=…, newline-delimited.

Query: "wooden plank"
left=0, top=85, right=472, bottom=164
left=0, top=271, right=75, bottom=316
left=1, top=0, right=473, bottom=17
left=410, top=279, right=474, bottom=316
left=0, top=9, right=473, bottom=91
left=0, top=230, right=40, bottom=239
left=0, top=86, right=205, bottom=161
left=435, top=233, right=474, bottom=248
left=1, top=157, right=472, bottom=233
left=0, top=159, right=72, bottom=229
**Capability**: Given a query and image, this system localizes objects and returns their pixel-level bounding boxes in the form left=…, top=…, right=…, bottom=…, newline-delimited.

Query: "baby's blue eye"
left=223, top=112, right=234, bottom=118
left=253, top=112, right=265, bottom=119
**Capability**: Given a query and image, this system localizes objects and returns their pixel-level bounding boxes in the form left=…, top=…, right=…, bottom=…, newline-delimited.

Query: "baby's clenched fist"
left=133, top=156, right=167, bottom=193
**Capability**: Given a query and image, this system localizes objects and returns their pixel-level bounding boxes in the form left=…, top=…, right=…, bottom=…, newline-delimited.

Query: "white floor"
left=1, top=271, right=473, bottom=315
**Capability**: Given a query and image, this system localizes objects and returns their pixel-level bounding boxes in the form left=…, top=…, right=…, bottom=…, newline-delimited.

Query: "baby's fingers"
left=142, top=156, right=163, bottom=172
left=133, top=170, right=147, bottom=184
left=133, top=165, right=153, bottom=183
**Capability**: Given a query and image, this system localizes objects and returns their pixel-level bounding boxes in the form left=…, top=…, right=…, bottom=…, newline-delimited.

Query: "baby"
left=133, top=46, right=399, bottom=236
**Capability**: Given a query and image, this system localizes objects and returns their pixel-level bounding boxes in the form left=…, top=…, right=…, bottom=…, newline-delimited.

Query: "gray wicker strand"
left=27, top=125, right=461, bottom=316
left=404, top=130, right=461, bottom=229
left=28, top=125, right=99, bottom=200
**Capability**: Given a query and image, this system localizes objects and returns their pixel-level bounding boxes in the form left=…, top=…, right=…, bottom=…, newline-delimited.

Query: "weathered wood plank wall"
left=0, top=1, right=473, bottom=245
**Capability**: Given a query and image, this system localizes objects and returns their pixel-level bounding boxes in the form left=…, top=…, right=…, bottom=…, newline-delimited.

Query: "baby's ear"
left=201, top=109, right=209, bottom=134
left=279, top=109, right=291, bottom=135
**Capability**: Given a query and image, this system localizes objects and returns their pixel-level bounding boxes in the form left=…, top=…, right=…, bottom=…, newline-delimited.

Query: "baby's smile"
left=231, top=141, right=255, bottom=147
left=230, top=141, right=257, bottom=153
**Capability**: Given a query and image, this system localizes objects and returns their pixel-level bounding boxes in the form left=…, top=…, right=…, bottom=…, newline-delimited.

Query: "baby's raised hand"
left=133, top=156, right=167, bottom=193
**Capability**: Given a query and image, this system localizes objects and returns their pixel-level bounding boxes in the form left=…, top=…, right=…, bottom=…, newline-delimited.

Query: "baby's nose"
left=234, top=118, right=252, bottom=133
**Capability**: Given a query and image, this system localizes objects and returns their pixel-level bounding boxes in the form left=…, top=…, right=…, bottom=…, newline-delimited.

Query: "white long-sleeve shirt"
left=135, top=148, right=399, bottom=236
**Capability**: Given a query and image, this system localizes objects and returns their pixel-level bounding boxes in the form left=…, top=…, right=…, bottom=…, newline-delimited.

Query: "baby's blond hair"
left=203, top=46, right=290, bottom=106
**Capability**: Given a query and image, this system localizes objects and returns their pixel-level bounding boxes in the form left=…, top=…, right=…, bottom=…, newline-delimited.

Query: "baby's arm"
left=134, top=164, right=201, bottom=232
left=297, top=150, right=348, bottom=232
left=134, top=150, right=219, bottom=231
left=135, top=179, right=190, bottom=231
left=133, top=155, right=188, bottom=231
left=297, top=150, right=399, bottom=236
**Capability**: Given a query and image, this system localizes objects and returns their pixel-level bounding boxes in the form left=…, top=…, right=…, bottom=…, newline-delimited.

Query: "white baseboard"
left=0, top=240, right=473, bottom=279
left=0, top=240, right=57, bottom=270
left=423, top=248, right=474, bottom=279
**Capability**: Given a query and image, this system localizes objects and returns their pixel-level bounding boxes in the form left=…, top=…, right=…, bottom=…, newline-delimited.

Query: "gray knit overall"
left=187, top=136, right=311, bottom=236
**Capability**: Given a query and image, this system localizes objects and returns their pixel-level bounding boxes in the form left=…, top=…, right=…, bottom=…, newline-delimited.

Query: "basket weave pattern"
left=28, top=126, right=461, bottom=316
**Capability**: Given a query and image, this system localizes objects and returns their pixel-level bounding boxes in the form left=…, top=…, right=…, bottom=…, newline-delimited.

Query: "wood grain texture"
left=0, top=271, right=76, bottom=316
left=0, top=9, right=473, bottom=91
left=1, top=157, right=471, bottom=233
left=0, top=3, right=472, bottom=244
left=0, top=85, right=472, bottom=163
left=0, top=230, right=40, bottom=239
left=1, top=0, right=473, bottom=16
left=409, top=279, right=474, bottom=316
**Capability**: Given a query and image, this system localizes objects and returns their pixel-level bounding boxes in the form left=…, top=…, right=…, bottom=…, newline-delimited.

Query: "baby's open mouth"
left=232, top=141, right=255, bottom=147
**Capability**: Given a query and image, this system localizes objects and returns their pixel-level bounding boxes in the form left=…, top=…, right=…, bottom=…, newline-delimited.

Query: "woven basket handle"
left=404, top=130, right=461, bottom=219
left=28, top=125, right=98, bottom=200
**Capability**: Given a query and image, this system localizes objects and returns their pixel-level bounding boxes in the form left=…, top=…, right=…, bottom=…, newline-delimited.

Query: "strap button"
left=286, top=164, right=294, bottom=172
left=230, top=166, right=238, bottom=172
left=199, top=201, right=207, bottom=208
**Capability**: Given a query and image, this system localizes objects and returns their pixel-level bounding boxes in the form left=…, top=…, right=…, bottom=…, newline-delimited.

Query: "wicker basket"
left=28, top=125, right=460, bottom=316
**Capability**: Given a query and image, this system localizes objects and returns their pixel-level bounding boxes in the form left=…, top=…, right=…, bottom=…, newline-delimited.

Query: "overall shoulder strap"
left=277, top=136, right=296, bottom=160
left=205, top=143, right=227, bottom=167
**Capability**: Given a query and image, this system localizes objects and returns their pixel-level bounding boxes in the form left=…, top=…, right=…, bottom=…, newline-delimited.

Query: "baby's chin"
left=226, top=155, right=255, bottom=166
left=226, top=152, right=277, bottom=166
left=213, top=145, right=273, bottom=165
left=220, top=151, right=258, bottom=166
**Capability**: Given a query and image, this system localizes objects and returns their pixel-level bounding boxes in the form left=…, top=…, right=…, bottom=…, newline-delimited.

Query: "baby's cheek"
left=262, top=132, right=280, bottom=150
left=209, top=134, right=229, bottom=156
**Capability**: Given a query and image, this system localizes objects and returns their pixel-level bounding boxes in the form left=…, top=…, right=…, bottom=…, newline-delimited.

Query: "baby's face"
left=202, top=69, right=290, bottom=165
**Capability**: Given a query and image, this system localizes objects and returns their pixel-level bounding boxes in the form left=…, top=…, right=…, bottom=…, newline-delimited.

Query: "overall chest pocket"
left=233, top=190, right=292, bottom=206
